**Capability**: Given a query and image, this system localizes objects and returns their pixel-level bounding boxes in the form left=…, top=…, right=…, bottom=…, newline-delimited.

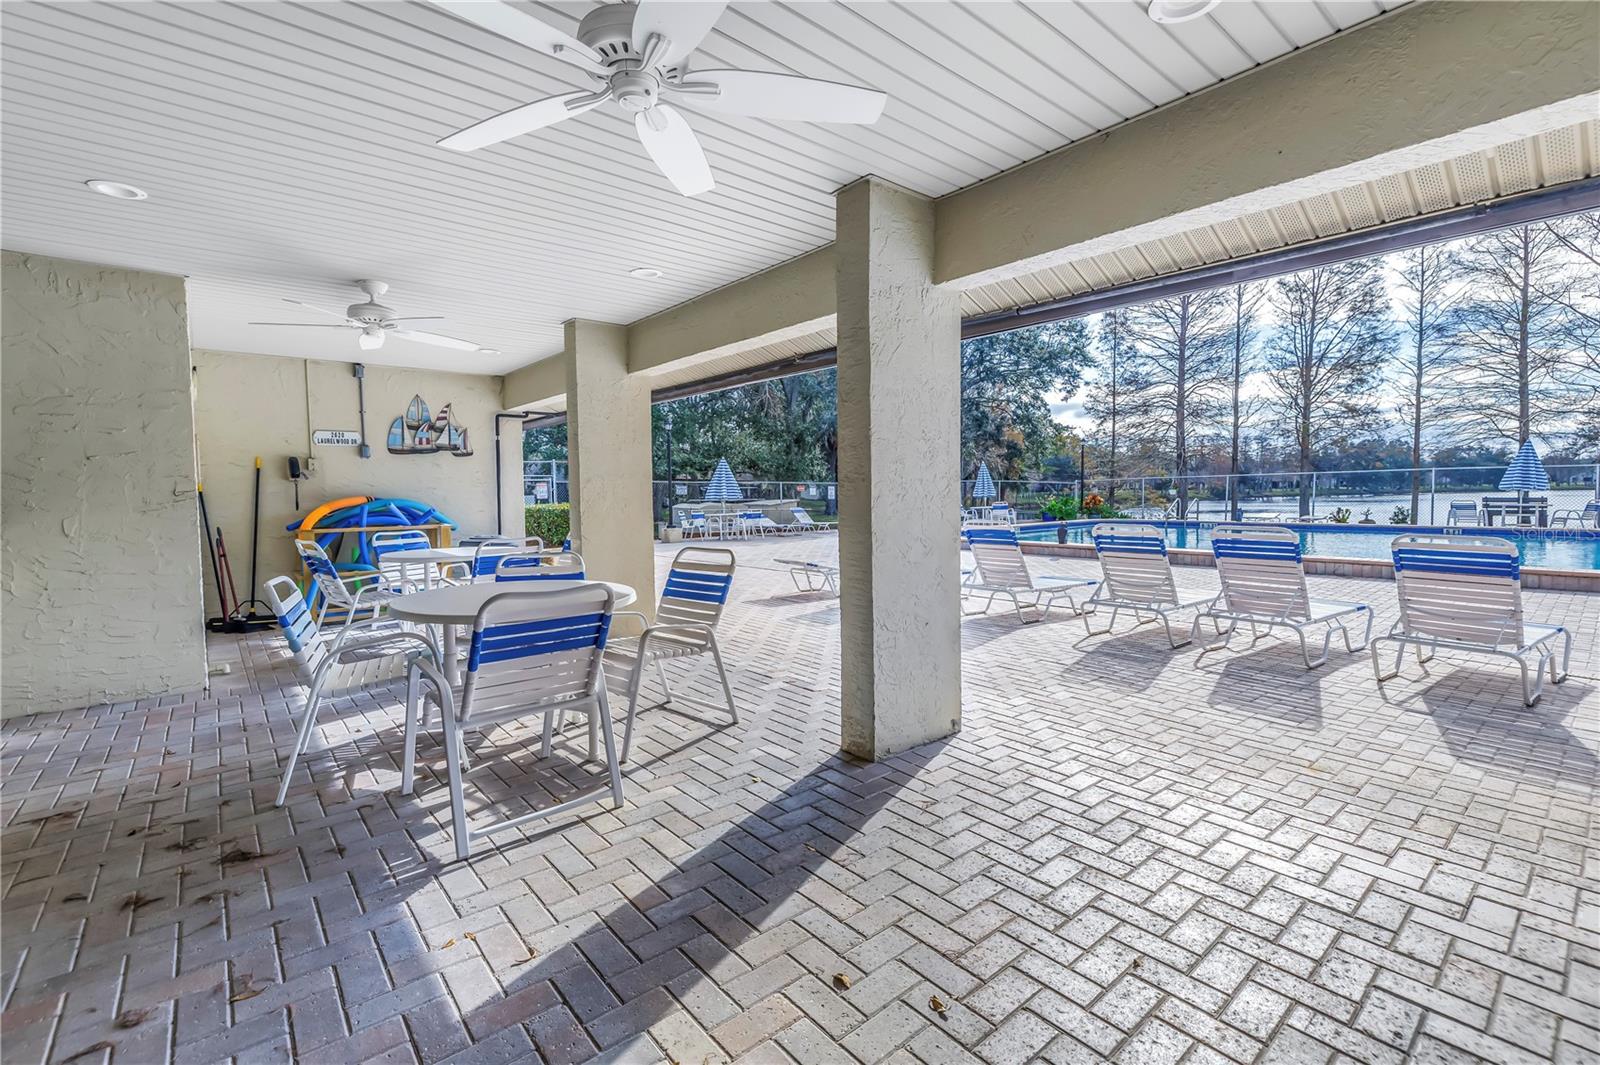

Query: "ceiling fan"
left=248, top=280, right=496, bottom=353
left=433, top=0, right=888, bottom=196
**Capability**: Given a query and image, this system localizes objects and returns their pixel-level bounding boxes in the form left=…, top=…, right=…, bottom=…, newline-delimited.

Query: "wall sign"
left=388, top=395, right=473, bottom=457
left=312, top=429, right=362, bottom=447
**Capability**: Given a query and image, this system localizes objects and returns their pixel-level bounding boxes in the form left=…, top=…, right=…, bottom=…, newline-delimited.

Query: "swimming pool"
left=1013, top=520, right=1600, bottom=571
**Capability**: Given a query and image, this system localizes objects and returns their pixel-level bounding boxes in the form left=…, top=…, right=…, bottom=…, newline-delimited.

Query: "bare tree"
left=1125, top=291, right=1231, bottom=517
left=1542, top=213, right=1600, bottom=452
left=1083, top=307, right=1146, bottom=495
left=1225, top=283, right=1266, bottom=520
left=1448, top=223, right=1581, bottom=447
left=1264, top=260, right=1394, bottom=515
left=1390, top=244, right=1460, bottom=523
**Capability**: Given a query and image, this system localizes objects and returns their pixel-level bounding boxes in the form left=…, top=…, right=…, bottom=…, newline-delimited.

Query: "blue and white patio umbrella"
left=972, top=461, right=997, bottom=501
left=1498, top=440, right=1550, bottom=494
left=704, top=458, right=743, bottom=502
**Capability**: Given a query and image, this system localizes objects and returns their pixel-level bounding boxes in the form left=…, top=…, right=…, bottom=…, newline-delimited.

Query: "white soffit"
left=962, top=120, right=1600, bottom=316
left=0, top=0, right=1407, bottom=373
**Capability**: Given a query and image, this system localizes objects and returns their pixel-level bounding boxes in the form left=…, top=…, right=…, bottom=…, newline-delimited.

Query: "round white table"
left=387, top=546, right=484, bottom=588
left=387, top=580, right=637, bottom=685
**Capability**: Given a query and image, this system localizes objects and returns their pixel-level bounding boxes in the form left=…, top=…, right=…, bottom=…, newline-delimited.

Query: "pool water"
left=1014, top=520, right=1600, bottom=571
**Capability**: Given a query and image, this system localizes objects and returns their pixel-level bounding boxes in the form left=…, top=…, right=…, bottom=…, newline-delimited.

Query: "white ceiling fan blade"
left=430, top=0, right=607, bottom=75
left=440, top=91, right=603, bottom=151
left=675, top=69, right=887, bottom=124
left=395, top=329, right=483, bottom=352
left=387, top=316, right=446, bottom=321
left=632, top=1, right=727, bottom=68
left=283, top=298, right=350, bottom=320
left=634, top=105, right=714, bottom=196
left=247, top=322, right=353, bottom=328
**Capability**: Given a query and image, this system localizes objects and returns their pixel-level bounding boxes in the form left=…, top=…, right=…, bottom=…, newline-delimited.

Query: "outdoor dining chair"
left=402, top=583, right=622, bottom=861
left=295, top=539, right=404, bottom=630
left=264, top=575, right=439, bottom=808
left=443, top=537, right=542, bottom=584
left=1197, top=524, right=1371, bottom=668
left=1373, top=535, right=1571, bottom=705
left=371, top=529, right=433, bottom=592
left=604, top=546, right=738, bottom=764
left=495, top=550, right=585, bottom=582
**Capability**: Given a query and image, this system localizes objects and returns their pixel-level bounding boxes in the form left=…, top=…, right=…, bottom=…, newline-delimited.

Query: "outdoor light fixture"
left=358, top=326, right=385, bottom=351
left=628, top=267, right=664, bottom=280
left=84, top=179, right=148, bottom=200
left=1147, top=0, right=1221, bottom=24
left=476, top=347, right=500, bottom=355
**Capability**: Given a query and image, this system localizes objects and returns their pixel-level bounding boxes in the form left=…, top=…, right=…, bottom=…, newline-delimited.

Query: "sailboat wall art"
left=387, top=395, right=473, bottom=457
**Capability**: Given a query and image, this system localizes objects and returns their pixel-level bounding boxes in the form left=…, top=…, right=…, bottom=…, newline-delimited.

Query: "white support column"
left=835, top=177, right=963, bottom=761
left=564, top=319, right=656, bottom=620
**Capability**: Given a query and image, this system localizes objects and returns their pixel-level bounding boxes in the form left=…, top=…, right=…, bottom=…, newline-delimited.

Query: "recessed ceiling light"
left=628, top=267, right=664, bottom=280
left=84, top=179, right=148, bottom=200
left=1147, top=0, right=1221, bottom=24
left=476, top=347, right=500, bottom=355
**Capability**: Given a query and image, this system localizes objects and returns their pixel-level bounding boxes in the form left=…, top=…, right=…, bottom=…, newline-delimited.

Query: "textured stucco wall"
left=564, top=320, right=657, bottom=621
left=835, top=179, right=962, bottom=760
left=191, top=350, right=515, bottom=615
left=2, top=251, right=206, bottom=718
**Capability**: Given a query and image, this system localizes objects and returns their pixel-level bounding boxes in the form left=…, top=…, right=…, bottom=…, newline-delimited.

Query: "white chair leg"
left=597, top=688, right=624, bottom=809
left=275, top=671, right=330, bottom=807
left=440, top=701, right=471, bottom=861
left=708, top=636, right=738, bottom=723
left=401, top=664, right=421, bottom=796
left=587, top=709, right=599, bottom=763
left=655, top=659, right=673, bottom=705
left=541, top=712, right=554, bottom=759
left=620, top=658, right=647, bottom=765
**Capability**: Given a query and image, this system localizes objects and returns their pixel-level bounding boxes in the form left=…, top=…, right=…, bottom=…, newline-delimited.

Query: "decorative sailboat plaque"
left=387, top=395, right=473, bottom=457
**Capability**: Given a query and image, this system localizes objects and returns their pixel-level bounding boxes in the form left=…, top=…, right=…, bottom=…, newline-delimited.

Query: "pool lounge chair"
left=776, top=557, right=839, bottom=595
left=1372, top=535, right=1570, bottom=706
left=1446, top=501, right=1481, bottom=526
left=791, top=506, right=836, bottom=531
left=962, top=527, right=1097, bottom=623
left=1197, top=524, right=1372, bottom=668
left=1552, top=500, right=1600, bottom=528
left=1082, top=524, right=1220, bottom=647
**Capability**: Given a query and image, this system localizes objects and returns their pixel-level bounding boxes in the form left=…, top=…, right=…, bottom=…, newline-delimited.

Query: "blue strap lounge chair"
left=1197, top=525, right=1372, bottom=668
left=1372, top=535, right=1571, bottom=705
left=1082, top=524, right=1220, bottom=647
left=962, top=527, right=1097, bottom=623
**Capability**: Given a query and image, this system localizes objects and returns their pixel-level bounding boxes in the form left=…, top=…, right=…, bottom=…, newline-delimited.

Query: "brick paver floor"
left=4, top=535, right=1597, bottom=1064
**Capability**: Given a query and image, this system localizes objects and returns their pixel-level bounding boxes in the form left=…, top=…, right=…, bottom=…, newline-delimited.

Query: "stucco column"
left=564, top=319, right=656, bottom=619
left=835, top=177, right=962, bottom=760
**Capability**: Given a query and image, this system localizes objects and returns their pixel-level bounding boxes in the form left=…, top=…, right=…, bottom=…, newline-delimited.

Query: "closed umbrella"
left=704, top=458, right=743, bottom=502
left=1499, top=439, right=1550, bottom=523
left=972, top=461, right=997, bottom=502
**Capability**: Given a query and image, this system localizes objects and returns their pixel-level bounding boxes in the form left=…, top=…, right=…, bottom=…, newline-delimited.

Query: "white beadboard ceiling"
left=1, top=0, right=1409, bottom=374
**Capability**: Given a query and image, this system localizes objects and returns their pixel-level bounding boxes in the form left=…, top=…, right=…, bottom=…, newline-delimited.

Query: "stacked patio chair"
left=1081, top=524, right=1220, bottom=647
left=1372, top=535, right=1570, bottom=705
left=604, top=547, right=738, bottom=764
left=264, top=575, right=439, bottom=808
left=1196, top=524, right=1371, bottom=668
left=402, top=583, right=623, bottom=860
left=961, top=527, right=1097, bottom=623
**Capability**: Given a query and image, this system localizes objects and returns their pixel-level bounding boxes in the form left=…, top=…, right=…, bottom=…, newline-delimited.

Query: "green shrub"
left=1391, top=506, right=1412, bottom=524
left=524, top=503, right=571, bottom=546
left=1041, top=494, right=1080, bottom=521
left=1329, top=507, right=1352, bottom=524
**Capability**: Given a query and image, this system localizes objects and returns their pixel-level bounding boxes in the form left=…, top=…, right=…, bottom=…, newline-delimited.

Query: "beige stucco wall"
left=191, top=349, right=518, bottom=615
left=2, top=251, right=206, bottom=718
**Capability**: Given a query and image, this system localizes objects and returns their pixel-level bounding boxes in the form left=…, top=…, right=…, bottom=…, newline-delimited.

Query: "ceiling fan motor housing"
left=577, top=3, right=680, bottom=112
left=345, top=300, right=398, bottom=326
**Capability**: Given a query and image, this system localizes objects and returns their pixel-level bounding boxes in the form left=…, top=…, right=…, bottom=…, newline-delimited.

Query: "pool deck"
left=2, top=535, right=1596, bottom=1064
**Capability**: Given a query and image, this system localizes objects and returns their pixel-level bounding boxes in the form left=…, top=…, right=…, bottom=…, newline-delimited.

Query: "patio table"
left=387, top=580, right=636, bottom=687
left=387, top=546, right=502, bottom=587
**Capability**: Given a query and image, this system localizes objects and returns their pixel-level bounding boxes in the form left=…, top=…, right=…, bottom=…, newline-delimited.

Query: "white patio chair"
left=1197, top=524, right=1372, bottom=668
left=371, top=529, right=433, bottom=592
left=776, top=557, right=838, bottom=596
left=263, top=575, right=439, bottom=808
left=403, top=583, right=623, bottom=861
left=495, top=550, right=585, bottom=582
left=792, top=506, right=836, bottom=530
left=741, top=510, right=783, bottom=537
left=443, top=537, right=541, bottom=584
left=962, top=527, right=1097, bottom=623
left=1082, top=524, right=1220, bottom=647
left=1552, top=500, right=1600, bottom=528
left=295, top=538, right=403, bottom=630
left=1445, top=501, right=1481, bottom=526
left=1372, top=535, right=1571, bottom=705
left=682, top=512, right=711, bottom=538
left=989, top=502, right=1016, bottom=525
left=605, top=547, right=738, bottom=764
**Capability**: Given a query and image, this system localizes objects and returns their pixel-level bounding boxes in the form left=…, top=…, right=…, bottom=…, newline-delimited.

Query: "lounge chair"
left=1552, top=500, right=1600, bottom=528
left=741, top=510, right=784, bottom=537
left=791, top=506, right=836, bottom=531
left=961, top=527, right=1097, bottom=623
left=776, top=557, right=838, bottom=595
left=1372, top=535, right=1571, bottom=705
left=1082, top=524, right=1219, bottom=647
left=1445, top=501, right=1481, bottom=526
left=1196, top=524, right=1372, bottom=668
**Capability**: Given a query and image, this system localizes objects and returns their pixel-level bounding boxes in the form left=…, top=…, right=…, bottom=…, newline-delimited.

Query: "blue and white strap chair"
left=741, top=510, right=783, bottom=537
left=1373, top=536, right=1570, bottom=705
left=1083, top=524, right=1220, bottom=647
left=962, top=527, right=1097, bottom=623
left=1198, top=524, right=1372, bottom=668
left=989, top=501, right=1016, bottom=525
left=1552, top=500, right=1600, bottom=529
left=495, top=550, right=585, bottom=582
left=1446, top=501, right=1481, bottom=526
left=296, top=538, right=403, bottom=630
left=403, top=583, right=622, bottom=861
left=605, top=547, right=738, bottom=764
left=775, top=557, right=839, bottom=596
left=682, top=512, right=711, bottom=539
left=264, top=575, right=438, bottom=808
left=443, top=537, right=540, bottom=584
left=371, top=529, right=434, bottom=592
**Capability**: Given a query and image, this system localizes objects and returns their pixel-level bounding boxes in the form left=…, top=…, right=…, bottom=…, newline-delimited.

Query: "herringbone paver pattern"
left=3, top=537, right=1597, bottom=1064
